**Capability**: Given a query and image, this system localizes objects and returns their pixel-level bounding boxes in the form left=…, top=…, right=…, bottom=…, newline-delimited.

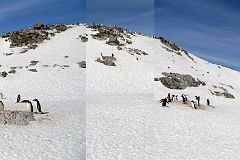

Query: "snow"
left=86, top=26, right=240, bottom=159
left=0, top=25, right=85, bottom=160
left=1, top=24, right=240, bottom=159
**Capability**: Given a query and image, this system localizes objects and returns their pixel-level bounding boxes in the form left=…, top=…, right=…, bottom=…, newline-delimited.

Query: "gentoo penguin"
left=21, top=100, right=33, bottom=112
left=191, top=101, right=196, bottom=109
left=0, top=101, right=4, bottom=111
left=207, top=99, right=210, bottom=106
left=17, top=94, right=21, bottom=103
left=33, top=98, right=42, bottom=113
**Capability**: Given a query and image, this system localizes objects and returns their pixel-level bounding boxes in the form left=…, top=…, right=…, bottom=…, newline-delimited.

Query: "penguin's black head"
left=33, top=98, right=37, bottom=101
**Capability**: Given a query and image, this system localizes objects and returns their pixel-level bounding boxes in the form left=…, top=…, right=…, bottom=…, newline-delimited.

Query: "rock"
left=29, top=60, right=39, bottom=66
left=8, top=69, right=16, bottom=74
left=96, top=56, right=116, bottom=66
left=125, top=48, right=148, bottom=56
left=0, top=110, right=35, bottom=125
left=77, top=61, right=86, bottom=68
left=159, top=72, right=206, bottom=90
left=1, top=71, right=8, bottom=78
left=103, top=58, right=116, bottom=66
left=8, top=29, right=49, bottom=47
left=28, top=69, right=38, bottom=72
left=33, top=23, right=44, bottom=30
left=223, top=92, right=235, bottom=99
left=80, top=36, right=88, bottom=42
left=106, top=36, right=120, bottom=46
left=55, top=24, right=67, bottom=32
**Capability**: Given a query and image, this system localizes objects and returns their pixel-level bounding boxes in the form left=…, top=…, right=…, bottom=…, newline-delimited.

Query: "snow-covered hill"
left=85, top=25, right=240, bottom=159
left=0, top=24, right=85, bottom=160
left=1, top=23, right=240, bottom=159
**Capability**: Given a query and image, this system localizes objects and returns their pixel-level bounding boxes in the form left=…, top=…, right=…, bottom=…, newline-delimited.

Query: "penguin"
left=17, top=94, right=21, bottom=103
left=207, top=99, right=210, bottom=106
left=160, top=98, right=168, bottom=107
left=191, top=101, right=196, bottom=109
left=0, top=101, right=4, bottom=111
left=167, top=93, right=171, bottom=102
left=197, top=96, right=200, bottom=106
left=21, top=100, right=33, bottom=112
left=33, top=98, right=42, bottom=113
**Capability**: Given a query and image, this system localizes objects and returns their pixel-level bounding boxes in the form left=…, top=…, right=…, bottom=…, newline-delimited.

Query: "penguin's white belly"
left=191, top=102, right=195, bottom=109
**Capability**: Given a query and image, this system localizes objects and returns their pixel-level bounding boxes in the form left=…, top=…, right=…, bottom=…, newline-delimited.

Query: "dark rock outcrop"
left=77, top=61, right=86, bottom=68
left=96, top=55, right=116, bottom=66
left=159, top=72, right=206, bottom=90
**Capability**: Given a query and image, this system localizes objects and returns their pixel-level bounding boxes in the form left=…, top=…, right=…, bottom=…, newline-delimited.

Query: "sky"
left=0, top=0, right=85, bottom=34
left=0, top=0, right=239, bottom=70
left=86, top=0, right=154, bottom=35
left=155, top=0, right=240, bottom=70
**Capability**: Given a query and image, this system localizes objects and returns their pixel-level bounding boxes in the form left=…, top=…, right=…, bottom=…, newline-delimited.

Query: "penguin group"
left=16, top=94, right=43, bottom=113
left=160, top=93, right=211, bottom=109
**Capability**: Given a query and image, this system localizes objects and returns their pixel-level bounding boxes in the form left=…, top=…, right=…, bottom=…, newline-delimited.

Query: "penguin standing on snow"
left=17, top=94, right=21, bottom=103
left=160, top=98, right=169, bottom=107
left=21, top=100, right=33, bottom=112
left=33, top=98, right=42, bottom=113
left=191, top=100, right=197, bottom=109
left=207, top=99, right=210, bottom=106
left=167, top=93, right=171, bottom=102
left=0, top=101, right=4, bottom=111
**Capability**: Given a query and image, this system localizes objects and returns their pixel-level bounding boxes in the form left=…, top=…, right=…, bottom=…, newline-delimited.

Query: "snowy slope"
left=85, top=25, right=240, bottom=160
left=0, top=25, right=85, bottom=160
left=1, top=23, right=240, bottom=160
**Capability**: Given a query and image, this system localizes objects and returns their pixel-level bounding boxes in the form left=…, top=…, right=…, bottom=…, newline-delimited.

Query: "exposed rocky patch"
left=2, top=24, right=68, bottom=49
left=8, top=69, right=16, bottom=74
left=125, top=47, right=148, bottom=56
left=0, top=71, right=8, bottom=78
left=90, top=24, right=132, bottom=46
left=0, top=110, right=35, bottom=125
left=29, top=60, right=39, bottom=66
left=28, top=69, right=38, bottom=72
left=210, top=85, right=235, bottom=99
left=96, top=54, right=116, bottom=66
left=158, top=72, right=206, bottom=90
left=155, top=36, right=195, bottom=61
left=162, top=46, right=182, bottom=56
left=77, top=61, right=86, bottom=68
left=79, top=35, right=88, bottom=42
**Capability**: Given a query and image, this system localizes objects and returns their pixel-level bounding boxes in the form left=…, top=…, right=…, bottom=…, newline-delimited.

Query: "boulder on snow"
left=77, top=61, right=86, bottom=68
left=106, top=36, right=120, bottom=46
left=8, top=30, right=49, bottom=47
left=80, top=36, right=88, bottom=42
left=33, top=23, right=44, bottom=30
left=159, top=72, right=206, bottom=90
left=0, top=110, right=35, bottom=125
left=96, top=55, right=116, bottom=66
left=55, top=24, right=67, bottom=32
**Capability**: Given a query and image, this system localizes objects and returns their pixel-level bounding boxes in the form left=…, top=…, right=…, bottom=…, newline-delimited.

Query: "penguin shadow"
left=171, top=100, right=215, bottom=111
left=34, top=111, right=49, bottom=114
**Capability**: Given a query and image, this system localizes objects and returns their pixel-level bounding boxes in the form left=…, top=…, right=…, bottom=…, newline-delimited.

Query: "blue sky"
left=155, top=0, right=240, bottom=70
left=86, top=0, right=154, bottom=35
left=0, top=0, right=85, bottom=34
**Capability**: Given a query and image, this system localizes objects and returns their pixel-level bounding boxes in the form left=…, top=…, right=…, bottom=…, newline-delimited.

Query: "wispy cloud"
left=155, top=0, right=240, bottom=70
left=0, top=0, right=57, bottom=20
